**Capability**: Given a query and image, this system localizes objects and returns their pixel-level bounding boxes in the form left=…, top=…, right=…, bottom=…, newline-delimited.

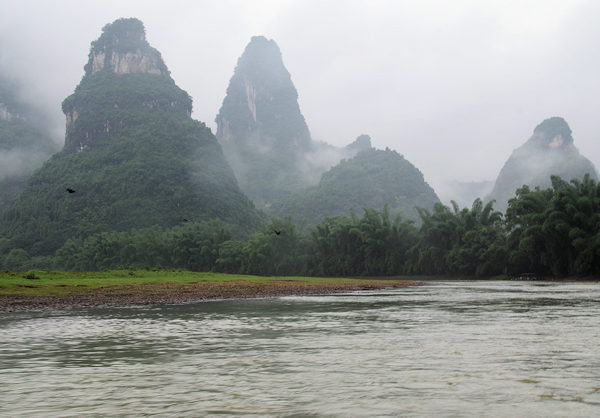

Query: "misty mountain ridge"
left=487, top=116, right=598, bottom=211
left=272, top=147, right=440, bottom=226
left=0, top=75, right=60, bottom=208
left=0, top=17, right=261, bottom=257
left=216, top=36, right=373, bottom=209
left=3, top=17, right=597, bottom=263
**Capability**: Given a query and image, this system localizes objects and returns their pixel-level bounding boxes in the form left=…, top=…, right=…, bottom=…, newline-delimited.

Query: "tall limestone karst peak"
left=216, top=35, right=310, bottom=147
left=0, top=18, right=261, bottom=260
left=62, top=18, right=191, bottom=153
left=215, top=35, right=313, bottom=208
left=84, top=17, right=169, bottom=77
left=487, top=116, right=597, bottom=211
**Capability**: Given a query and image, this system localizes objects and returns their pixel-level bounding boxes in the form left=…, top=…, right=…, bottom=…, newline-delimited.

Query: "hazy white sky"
left=1, top=0, right=599, bottom=199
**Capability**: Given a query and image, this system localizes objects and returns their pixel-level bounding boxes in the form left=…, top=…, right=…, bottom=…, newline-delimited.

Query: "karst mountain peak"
left=487, top=116, right=597, bottom=211
left=216, top=35, right=311, bottom=151
left=62, top=18, right=191, bottom=153
left=0, top=17, right=262, bottom=256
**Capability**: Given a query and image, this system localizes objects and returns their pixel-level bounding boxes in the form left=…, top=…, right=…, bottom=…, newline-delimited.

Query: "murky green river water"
left=1, top=281, right=599, bottom=417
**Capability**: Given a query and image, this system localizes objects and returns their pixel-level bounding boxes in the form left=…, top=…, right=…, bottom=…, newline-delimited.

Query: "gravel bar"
left=0, top=279, right=421, bottom=312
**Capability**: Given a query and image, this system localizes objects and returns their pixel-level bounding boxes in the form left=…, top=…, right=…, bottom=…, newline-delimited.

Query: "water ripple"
left=1, top=281, right=600, bottom=416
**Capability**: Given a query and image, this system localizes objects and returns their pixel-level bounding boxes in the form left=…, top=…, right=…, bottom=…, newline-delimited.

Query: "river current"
left=1, top=281, right=599, bottom=417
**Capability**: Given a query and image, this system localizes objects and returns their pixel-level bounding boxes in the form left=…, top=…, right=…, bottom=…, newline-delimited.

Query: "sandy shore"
left=0, top=279, right=421, bottom=312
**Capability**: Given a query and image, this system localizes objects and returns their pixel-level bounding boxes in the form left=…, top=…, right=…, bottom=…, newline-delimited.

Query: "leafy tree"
left=309, top=213, right=364, bottom=276
left=308, top=207, right=417, bottom=276
left=2, top=248, right=30, bottom=271
left=238, top=218, right=308, bottom=275
left=505, top=174, right=600, bottom=276
left=408, top=199, right=505, bottom=276
left=168, top=221, right=232, bottom=271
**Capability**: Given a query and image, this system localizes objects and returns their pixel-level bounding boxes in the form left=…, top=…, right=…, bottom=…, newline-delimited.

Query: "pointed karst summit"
left=487, top=117, right=598, bottom=211
left=62, top=18, right=182, bottom=153
left=84, top=18, right=168, bottom=76
left=216, top=36, right=367, bottom=208
left=0, top=18, right=261, bottom=257
left=216, top=36, right=311, bottom=206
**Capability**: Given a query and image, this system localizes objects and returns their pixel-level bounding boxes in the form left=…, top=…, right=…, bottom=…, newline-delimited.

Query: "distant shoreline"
left=3, top=272, right=597, bottom=313
left=0, top=278, right=421, bottom=312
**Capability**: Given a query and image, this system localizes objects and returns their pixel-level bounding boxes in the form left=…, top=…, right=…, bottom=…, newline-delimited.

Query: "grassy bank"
left=0, top=269, right=417, bottom=311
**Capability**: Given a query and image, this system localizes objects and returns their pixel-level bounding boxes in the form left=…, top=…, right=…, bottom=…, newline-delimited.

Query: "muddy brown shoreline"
left=0, top=280, right=421, bottom=312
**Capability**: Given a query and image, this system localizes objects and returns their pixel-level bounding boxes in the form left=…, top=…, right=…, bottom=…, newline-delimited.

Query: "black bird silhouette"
left=66, top=188, right=76, bottom=193
left=183, top=218, right=190, bottom=222
left=274, top=230, right=281, bottom=235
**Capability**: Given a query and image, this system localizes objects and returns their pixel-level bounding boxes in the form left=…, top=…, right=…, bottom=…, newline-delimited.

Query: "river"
left=1, top=281, right=599, bottom=417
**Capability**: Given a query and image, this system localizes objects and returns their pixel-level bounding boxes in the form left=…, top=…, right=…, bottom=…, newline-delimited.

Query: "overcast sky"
left=1, top=0, right=599, bottom=200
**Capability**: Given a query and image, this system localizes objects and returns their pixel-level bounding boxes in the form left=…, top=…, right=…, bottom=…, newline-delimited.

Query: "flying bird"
left=66, top=188, right=76, bottom=193
left=274, top=230, right=281, bottom=235
left=183, top=218, right=190, bottom=222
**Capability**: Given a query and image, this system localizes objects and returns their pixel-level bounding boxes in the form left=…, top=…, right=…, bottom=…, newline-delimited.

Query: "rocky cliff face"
left=215, top=36, right=312, bottom=207
left=487, top=117, right=598, bottom=211
left=0, top=18, right=262, bottom=257
left=84, top=18, right=168, bottom=77
left=0, top=103, right=24, bottom=122
left=62, top=18, right=188, bottom=153
left=216, top=36, right=311, bottom=150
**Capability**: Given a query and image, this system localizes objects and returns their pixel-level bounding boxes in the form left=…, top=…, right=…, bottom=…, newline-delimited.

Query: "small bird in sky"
left=66, top=188, right=76, bottom=193
left=274, top=230, right=281, bottom=235
left=183, top=218, right=190, bottom=222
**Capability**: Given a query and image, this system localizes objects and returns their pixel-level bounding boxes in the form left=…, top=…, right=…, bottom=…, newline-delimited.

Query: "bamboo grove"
left=1, top=175, right=599, bottom=277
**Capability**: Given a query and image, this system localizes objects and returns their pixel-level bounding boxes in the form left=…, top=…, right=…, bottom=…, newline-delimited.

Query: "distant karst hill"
left=0, top=18, right=261, bottom=257
left=216, top=36, right=369, bottom=209
left=487, top=117, right=598, bottom=211
left=272, top=147, right=440, bottom=226
left=0, top=76, right=59, bottom=209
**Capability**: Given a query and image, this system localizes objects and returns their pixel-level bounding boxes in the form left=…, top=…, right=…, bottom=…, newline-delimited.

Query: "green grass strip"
left=0, top=269, right=406, bottom=297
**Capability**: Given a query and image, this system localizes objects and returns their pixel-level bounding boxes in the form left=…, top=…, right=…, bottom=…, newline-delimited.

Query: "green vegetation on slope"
left=0, top=19, right=262, bottom=260
left=272, top=148, right=440, bottom=226
left=3, top=174, right=596, bottom=278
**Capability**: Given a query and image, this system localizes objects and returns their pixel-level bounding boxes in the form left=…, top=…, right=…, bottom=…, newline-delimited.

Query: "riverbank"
left=0, top=270, right=419, bottom=312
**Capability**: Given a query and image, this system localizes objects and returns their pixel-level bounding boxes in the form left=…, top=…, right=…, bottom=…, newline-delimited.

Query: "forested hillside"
left=0, top=18, right=262, bottom=264
left=272, top=148, right=440, bottom=226
left=1, top=20, right=599, bottom=278
left=6, top=175, right=598, bottom=277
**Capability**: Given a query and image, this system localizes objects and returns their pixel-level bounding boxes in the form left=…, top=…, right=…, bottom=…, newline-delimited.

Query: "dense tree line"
left=1, top=175, right=599, bottom=277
